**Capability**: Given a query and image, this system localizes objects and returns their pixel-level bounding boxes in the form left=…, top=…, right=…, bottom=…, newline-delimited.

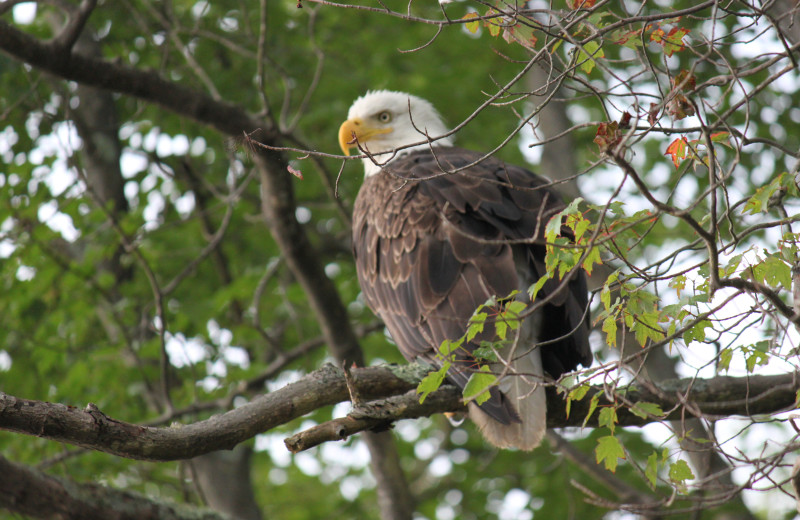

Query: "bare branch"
left=52, top=0, right=97, bottom=53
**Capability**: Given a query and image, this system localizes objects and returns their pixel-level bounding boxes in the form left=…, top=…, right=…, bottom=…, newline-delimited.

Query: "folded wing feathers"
left=352, top=147, right=591, bottom=448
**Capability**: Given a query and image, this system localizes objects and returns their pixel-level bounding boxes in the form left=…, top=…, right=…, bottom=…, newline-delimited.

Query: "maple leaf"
left=596, top=435, right=626, bottom=472
left=567, top=0, right=597, bottom=9
left=665, top=137, right=689, bottom=168
left=611, top=28, right=642, bottom=48
left=484, top=8, right=501, bottom=37
left=577, top=41, right=604, bottom=74
left=665, top=70, right=697, bottom=120
left=462, top=12, right=480, bottom=33
left=672, top=70, right=696, bottom=91
left=666, top=94, right=695, bottom=120
left=651, top=26, right=689, bottom=57
left=594, top=121, right=621, bottom=152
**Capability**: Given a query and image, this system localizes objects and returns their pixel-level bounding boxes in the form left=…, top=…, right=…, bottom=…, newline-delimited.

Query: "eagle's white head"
left=339, top=90, right=454, bottom=177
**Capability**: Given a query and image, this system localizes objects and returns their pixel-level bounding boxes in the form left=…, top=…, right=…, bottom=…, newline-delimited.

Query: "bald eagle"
left=339, top=91, right=591, bottom=450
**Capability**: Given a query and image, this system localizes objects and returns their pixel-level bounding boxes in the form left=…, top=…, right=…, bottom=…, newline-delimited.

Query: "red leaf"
left=650, top=25, right=689, bottom=57
left=672, top=70, right=696, bottom=91
left=567, top=0, right=596, bottom=9
left=648, top=103, right=660, bottom=126
left=594, top=121, right=621, bottom=152
left=665, top=137, right=689, bottom=168
left=666, top=71, right=697, bottom=120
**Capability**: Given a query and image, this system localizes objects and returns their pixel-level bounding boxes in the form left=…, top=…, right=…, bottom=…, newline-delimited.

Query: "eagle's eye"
left=378, top=111, right=392, bottom=123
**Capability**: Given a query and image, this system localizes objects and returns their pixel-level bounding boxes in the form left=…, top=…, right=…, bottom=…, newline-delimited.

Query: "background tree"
left=1, top=0, right=800, bottom=519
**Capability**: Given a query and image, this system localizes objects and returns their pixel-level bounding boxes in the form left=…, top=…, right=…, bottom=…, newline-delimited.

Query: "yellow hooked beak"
left=338, top=118, right=392, bottom=156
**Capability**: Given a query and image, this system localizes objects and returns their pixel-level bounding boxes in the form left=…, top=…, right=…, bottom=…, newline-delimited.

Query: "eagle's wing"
left=352, top=147, right=591, bottom=424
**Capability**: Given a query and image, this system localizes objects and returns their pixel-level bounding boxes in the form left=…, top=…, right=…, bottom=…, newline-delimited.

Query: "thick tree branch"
left=0, top=454, right=226, bottom=520
left=0, top=364, right=422, bottom=461
left=286, top=370, right=800, bottom=451
left=3, top=363, right=797, bottom=459
left=0, top=19, right=272, bottom=140
left=284, top=388, right=463, bottom=453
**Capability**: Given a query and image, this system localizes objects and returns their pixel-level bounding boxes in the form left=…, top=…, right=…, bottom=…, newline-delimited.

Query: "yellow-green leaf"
left=630, top=401, right=665, bottom=419
left=602, top=314, right=618, bottom=348
left=583, top=392, right=600, bottom=428
left=485, top=8, right=501, bottom=37
left=463, top=365, right=496, bottom=405
left=577, top=41, right=604, bottom=74
left=668, top=459, right=695, bottom=493
left=462, top=12, right=480, bottom=34
left=598, top=406, right=618, bottom=434
left=595, top=435, right=626, bottom=472
left=645, top=452, right=659, bottom=489
left=417, top=361, right=450, bottom=403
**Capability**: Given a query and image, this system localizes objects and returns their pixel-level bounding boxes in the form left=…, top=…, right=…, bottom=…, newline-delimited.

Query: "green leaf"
left=595, top=435, right=625, bottom=472
left=668, top=459, right=695, bottom=493
left=582, top=246, right=602, bottom=275
left=598, top=406, right=618, bottom=434
left=683, top=319, right=711, bottom=345
left=462, top=365, right=496, bottom=405
left=585, top=10, right=609, bottom=26
left=650, top=26, right=690, bottom=57
left=611, top=27, right=643, bottom=48
left=471, top=345, right=497, bottom=362
left=718, top=347, right=733, bottom=371
left=753, top=340, right=770, bottom=353
left=467, top=312, right=487, bottom=342
left=439, top=338, right=460, bottom=357
left=601, top=271, right=619, bottom=309
left=743, top=173, right=788, bottom=215
left=417, top=361, right=450, bottom=403
left=745, top=348, right=769, bottom=372
left=504, top=300, right=526, bottom=317
left=632, top=311, right=664, bottom=347
left=583, top=393, right=600, bottom=428
left=546, top=198, right=583, bottom=242
left=495, top=319, right=508, bottom=340
left=752, top=255, right=791, bottom=289
left=502, top=22, right=539, bottom=50
left=722, top=254, right=743, bottom=277
left=630, top=401, right=665, bottom=419
left=668, top=274, right=686, bottom=297
left=577, top=41, right=604, bottom=74
left=645, top=452, right=659, bottom=489
left=529, top=270, right=553, bottom=300
left=573, top=217, right=591, bottom=242
left=566, top=383, right=590, bottom=418
left=602, top=314, right=618, bottom=348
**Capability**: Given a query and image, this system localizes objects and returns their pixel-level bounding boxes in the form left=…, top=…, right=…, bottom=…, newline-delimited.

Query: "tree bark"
left=0, top=454, right=226, bottom=520
left=188, top=446, right=263, bottom=520
left=2, top=365, right=797, bottom=458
